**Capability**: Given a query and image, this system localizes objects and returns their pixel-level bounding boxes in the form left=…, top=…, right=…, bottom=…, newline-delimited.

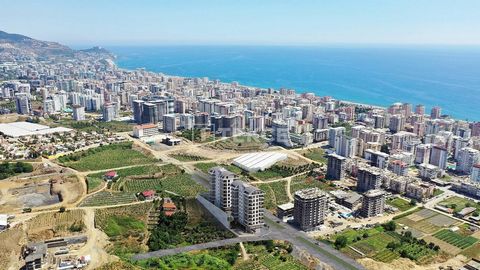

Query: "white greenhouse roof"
left=233, top=152, right=287, bottom=172
left=0, top=122, right=72, bottom=137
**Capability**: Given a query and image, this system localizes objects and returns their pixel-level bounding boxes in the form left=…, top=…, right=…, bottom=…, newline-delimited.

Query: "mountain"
left=0, top=30, right=113, bottom=62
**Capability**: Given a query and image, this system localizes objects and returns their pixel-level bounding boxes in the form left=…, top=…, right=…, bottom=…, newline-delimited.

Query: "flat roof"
left=0, top=122, right=72, bottom=137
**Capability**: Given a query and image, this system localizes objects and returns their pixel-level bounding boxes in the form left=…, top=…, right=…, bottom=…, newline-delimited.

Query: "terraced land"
left=119, top=174, right=206, bottom=197
left=79, top=191, right=137, bottom=207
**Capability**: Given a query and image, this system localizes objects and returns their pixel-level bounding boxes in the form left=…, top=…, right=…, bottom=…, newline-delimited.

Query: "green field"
left=169, top=154, right=209, bottom=162
left=346, top=232, right=399, bottom=259
left=257, top=181, right=290, bottom=210
left=194, top=162, right=243, bottom=175
left=79, top=191, right=137, bottom=207
left=86, top=176, right=104, bottom=193
left=387, top=198, right=414, bottom=212
left=299, top=148, right=327, bottom=163
left=290, top=176, right=336, bottom=194
left=434, top=229, right=478, bottom=249
left=119, top=173, right=206, bottom=197
left=438, top=196, right=480, bottom=213
left=59, top=142, right=156, bottom=171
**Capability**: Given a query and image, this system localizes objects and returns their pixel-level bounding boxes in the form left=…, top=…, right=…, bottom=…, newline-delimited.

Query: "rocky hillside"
left=0, top=30, right=113, bottom=62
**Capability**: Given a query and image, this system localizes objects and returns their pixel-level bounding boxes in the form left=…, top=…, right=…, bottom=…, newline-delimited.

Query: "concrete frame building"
left=209, top=167, right=239, bottom=212
left=360, top=189, right=386, bottom=218
left=293, top=188, right=328, bottom=231
left=357, top=166, right=383, bottom=192
left=326, top=153, right=347, bottom=180
left=231, top=180, right=265, bottom=232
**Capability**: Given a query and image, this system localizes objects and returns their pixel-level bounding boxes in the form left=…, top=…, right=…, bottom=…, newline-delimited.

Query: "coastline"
left=111, top=46, right=480, bottom=121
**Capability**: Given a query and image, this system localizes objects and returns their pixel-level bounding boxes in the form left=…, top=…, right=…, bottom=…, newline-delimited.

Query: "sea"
left=107, top=46, right=480, bottom=121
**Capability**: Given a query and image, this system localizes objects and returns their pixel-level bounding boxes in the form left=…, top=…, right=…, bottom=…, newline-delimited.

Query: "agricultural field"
left=86, top=176, right=104, bottom=193
left=26, top=209, right=85, bottom=241
left=208, top=135, right=267, bottom=151
left=298, top=148, right=327, bottom=163
left=58, top=142, right=156, bottom=171
left=79, top=191, right=137, bottom=207
left=395, top=208, right=458, bottom=238
left=169, top=153, right=209, bottom=162
left=119, top=173, right=206, bottom=197
left=257, top=181, right=290, bottom=210
left=433, top=229, right=478, bottom=249
left=194, top=162, right=243, bottom=175
left=345, top=232, right=400, bottom=262
left=438, top=196, right=480, bottom=213
left=237, top=242, right=308, bottom=270
left=387, top=197, right=415, bottom=212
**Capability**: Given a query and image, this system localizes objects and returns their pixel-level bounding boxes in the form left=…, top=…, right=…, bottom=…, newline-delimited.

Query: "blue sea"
left=108, top=46, right=480, bottom=121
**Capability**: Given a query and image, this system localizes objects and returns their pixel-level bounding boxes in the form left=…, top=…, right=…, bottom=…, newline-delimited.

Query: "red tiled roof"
left=104, top=171, right=117, bottom=177
left=142, top=190, right=155, bottom=197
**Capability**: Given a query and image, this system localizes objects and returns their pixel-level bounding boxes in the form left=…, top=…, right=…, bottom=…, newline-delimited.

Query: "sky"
left=1, top=0, right=480, bottom=46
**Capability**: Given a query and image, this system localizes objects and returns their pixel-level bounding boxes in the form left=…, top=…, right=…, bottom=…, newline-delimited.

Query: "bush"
left=382, top=221, right=396, bottom=231
left=334, top=236, right=348, bottom=249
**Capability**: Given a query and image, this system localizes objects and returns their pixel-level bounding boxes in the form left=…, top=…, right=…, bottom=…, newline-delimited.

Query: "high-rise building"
left=72, top=105, right=85, bottom=121
left=429, top=145, right=448, bottom=170
left=272, top=120, right=293, bottom=147
left=293, top=188, right=328, bottom=231
left=415, top=144, right=432, bottom=164
left=389, top=115, right=405, bottom=133
left=431, top=106, right=442, bottom=119
left=360, top=189, right=386, bottom=218
left=338, top=135, right=357, bottom=158
left=357, top=166, right=382, bottom=192
left=15, top=93, right=31, bottom=115
left=132, top=100, right=144, bottom=124
left=312, top=114, right=329, bottom=130
left=415, top=104, right=425, bottom=115
left=326, top=153, right=347, bottom=180
left=328, top=127, right=345, bottom=148
left=471, top=164, right=480, bottom=182
left=142, top=102, right=158, bottom=124
left=209, top=167, right=239, bottom=211
left=102, top=103, right=116, bottom=122
left=457, top=147, right=480, bottom=174
left=472, top=122, right=480, bottom=137
left=163, top=114, right=177, bottom=133
left=231, top=180, right=265, bottom=232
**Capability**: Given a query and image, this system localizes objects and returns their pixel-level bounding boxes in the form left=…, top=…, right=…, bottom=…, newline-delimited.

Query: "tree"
left=382, top=221, right=396, bottom=231
left=380, top=144, right=390, bottom=154
left=410, top=199, right=417, bottom=206
left=334, top=236, right=348, bottom=249
left=59, top=207, right=66, bottom=213
left=363, top=232, right=369, bottom=239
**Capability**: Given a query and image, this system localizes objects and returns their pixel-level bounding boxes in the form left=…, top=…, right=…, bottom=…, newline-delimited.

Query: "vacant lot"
left=26, top=209, right=85, bottom=241
left=298, top=148, right=327, bottom=163
left=208, top=135, right=267, bottom=151
left=438, top=196, right=480, bottom=213
left=387, top=198, right=414, bottom=212
left=257, top=181, right=289, bottom=210
left=59, top=142, right=156, bottom=171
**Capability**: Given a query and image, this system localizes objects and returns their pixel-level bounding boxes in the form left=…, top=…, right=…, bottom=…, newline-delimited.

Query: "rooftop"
left=0, top=122, right=72, bottom=138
